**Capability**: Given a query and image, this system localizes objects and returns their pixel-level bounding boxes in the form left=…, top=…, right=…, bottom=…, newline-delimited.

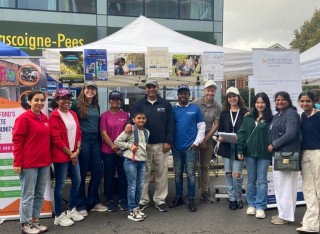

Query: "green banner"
left=0, top=180, right=20, bottom=187
left=0, top=169, right=16, bottom=177
left=0, top=190, right=21, bottom=198
left=0, top=159, right=13, bottom=166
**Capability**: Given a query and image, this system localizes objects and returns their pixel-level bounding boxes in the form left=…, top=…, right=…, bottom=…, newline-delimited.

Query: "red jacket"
left=12, top=110, right=51, bottom=168
left=49, top=108, right=81, bottom=163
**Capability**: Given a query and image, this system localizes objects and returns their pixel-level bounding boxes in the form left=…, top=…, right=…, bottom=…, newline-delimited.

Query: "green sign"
left=0, top=159, right=13, bottom=166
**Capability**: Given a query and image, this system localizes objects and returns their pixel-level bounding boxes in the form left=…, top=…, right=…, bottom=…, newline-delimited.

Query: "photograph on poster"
left=114, top=53, right=145, bottom=76
left=18, top=65, right=40, bottom=86
left=165, top=90, right=178, bottom=100
left=172, top=54, right=201, bottom=77
left=60, top=51, right=84, bottom=83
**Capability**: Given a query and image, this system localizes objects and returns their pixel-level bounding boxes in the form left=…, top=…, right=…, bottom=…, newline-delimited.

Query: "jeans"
left=123, top=158, right=145, bottom=212
left=244, top=157, right=270, bottom=210
left=102, top=153, right=127, bottom=202
left=77, top=132, right=103, bottom=211
left=222, top=145, right=244, bottom=202
left=172, top=149, right=198, bottom=198
left=54, top=161, right=81, bottom=216
left=19, top=166, right=50, bottom=223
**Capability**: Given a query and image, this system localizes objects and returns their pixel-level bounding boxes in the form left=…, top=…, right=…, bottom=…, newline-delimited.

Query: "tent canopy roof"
left=0, top=41, right=29, bottom=56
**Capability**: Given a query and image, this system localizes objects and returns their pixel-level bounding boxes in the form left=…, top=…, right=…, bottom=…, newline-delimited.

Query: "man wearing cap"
left=128, top=79, right=174, bottom=212
left=192, top=80, right=222, bottom=203
left=170, top=85, right=205, bottom=212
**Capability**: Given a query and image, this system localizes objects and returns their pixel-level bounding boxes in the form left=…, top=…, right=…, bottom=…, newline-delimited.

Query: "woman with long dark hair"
left=237, top=92, right=273, bottom=219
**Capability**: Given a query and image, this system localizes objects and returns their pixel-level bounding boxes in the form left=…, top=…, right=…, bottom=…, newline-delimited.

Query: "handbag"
left=274, top=151, right=300, bottom=171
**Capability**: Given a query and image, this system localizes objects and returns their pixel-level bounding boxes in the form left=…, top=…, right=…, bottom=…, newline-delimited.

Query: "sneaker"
left=78, top=209, right=88, bottom=217
left=107, top=200, right=117, bottom=212
left=137, top=209, right=147, bottom=219
left=21, top=222, right=41, bottom=234
left=188, top=198, right=197, bottom=212
left=296, top=226, right=319, bottom=233
left=32, top=219, right=48, bottom=233
left=271, top=215, right=278, bottom=220
left=90, top=203, right=108, bottom=212
left=118, top=199, right=128, bottom=211
left=229, top=201, right=237, bottom=210
left=237, top=200, right=243, bottom=209
left=200, top=191, right=215, bottom=204
left=139, top=203, right=149, bottom=211
left=271, top=216, right=289, bottom=225
left=128, top=211, right=143, bottom=222
left=246, top=207, right=256, bottom=215
left=54, top=212, right=74, bottom=227
left=67, top=208, right=84, bottom=222
left=256, top=209, right=265, bottom=219
left=169, top=196, right=184, bottom=208
left=155, top=203, right=169, bottom=212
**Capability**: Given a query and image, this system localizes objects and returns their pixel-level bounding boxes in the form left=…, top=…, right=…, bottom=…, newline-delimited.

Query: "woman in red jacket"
left=12, top=90, right=51, bottom=234
left=49, top=88, right=83, bottom=227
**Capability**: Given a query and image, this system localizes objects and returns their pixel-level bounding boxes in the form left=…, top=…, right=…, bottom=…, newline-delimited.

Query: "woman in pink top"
left=100, top=91, right=129, bottom=212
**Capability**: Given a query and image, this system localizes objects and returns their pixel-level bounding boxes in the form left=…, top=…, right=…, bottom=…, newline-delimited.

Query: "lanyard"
left=230, top=109, right=239, bottom=132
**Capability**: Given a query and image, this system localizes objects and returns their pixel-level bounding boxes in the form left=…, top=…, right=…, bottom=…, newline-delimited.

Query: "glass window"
left=145, top=0, right=178, bottom=19
left=214, top=0, right=223, bottom=21
left=180, top=0, right=212, bottom=20
left=58, top=0, right=96, bottom=13
left=0, top=0, right=15, bottom=8
left=108, top=0, right=142, bottom=17
left=18, top=0, right=56, bottom=10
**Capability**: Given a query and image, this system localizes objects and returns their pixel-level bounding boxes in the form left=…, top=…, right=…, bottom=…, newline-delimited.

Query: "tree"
left=290, top=8, right=320, bottom=53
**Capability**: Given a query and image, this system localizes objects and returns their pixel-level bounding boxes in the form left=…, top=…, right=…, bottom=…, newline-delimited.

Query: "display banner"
left=0, top=58, right=52, bottom=222
left=147, top=47, right=169, bottom=78
left=84, top=49, right=107, bottom=81
left=202, top=51, right=223, bottom=81
left=60, top=51, right=84, bottom=83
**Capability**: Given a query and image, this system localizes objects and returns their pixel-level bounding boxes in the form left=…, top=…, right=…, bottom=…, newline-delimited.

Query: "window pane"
left=59, top=0, right=96, bottom=13
left=214, top=0, right=223, bottom=21
left=145, top=0, right=178, bottom=19
left=18, top=0, right=56, bottom=10
left=180, top=0, right=212, bottom=20
left=0, top=0, right=15, bottom=8
left=108, top=0, right=143, bottom=17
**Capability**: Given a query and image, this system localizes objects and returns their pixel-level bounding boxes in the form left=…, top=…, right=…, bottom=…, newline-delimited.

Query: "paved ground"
left=0, top=170, right=308, bottom=234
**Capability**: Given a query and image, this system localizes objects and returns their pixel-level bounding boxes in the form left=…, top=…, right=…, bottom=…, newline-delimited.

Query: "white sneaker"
left=246, top=207, right=256, bottom=215
left=128, top=211, right=143, bottom=222
left=32, top=219, right=48, bottom=232
left=90, top=203, right=108, bottom=212
left=21, top=222, right=41, bottom=234
left=256, top=209, right=265, bottom=219
left=137, top=209, right=147, bottom=219
left=78, top=210, right=88, bottom=217
left=54, top=212, right=74, bottom=227
left=67, top=208, right=84, bottom=222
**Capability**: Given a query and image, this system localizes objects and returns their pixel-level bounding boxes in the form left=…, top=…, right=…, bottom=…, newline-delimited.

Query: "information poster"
left=84, top=49, right=107, bottom=81
left=60, top=51, right=84, bottom=83
left=0, top=58, right=52, bottom=222
left=147, top=47, right=169, bottom=78
left=172, top=54, right=201, bottom=77
left=202, top=51, right=224, bottom=81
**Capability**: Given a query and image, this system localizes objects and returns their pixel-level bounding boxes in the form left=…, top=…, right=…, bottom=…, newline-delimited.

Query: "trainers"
left=78, top=209, right=88, bottom=217
left=128, top=211, right=143, bottom=222
left=90, top=203, right=108, bottom=212
left=21, top=222, right=41, bottom=234
left=67, top=208, right=84, bottom=222
left=118, top=199, right=128, bottom=211
left=271, top=215, right=278, bottom=220
left=188, top=198, right=197, bottom=212
left=107, top=200, right=117, bottom=212
left=246, top=207, right=256, bottom=215
left=200, top=191, right=215, bottom=203
left=32, top=219, right=48, bottom=233
left=137, top=208, right=147, bottom=219
left=229, top=201, right=237, bottom=210
left=155, top=203, right=169, bottom=212
left=296, top=226, right=319, bottom=233
left=139, top=203, right=149, bottom=211
left=169, top=196, right=184, bottom=208
left=256, top=209, right=265, bottom=219
left=237, top=200, right=243, bottom=209
left=271, top=216, right=289, bottom=225
left=54, top=212, right=74, bottom=227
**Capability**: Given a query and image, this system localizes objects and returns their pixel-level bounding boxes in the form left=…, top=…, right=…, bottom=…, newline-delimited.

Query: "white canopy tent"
left=300, top=42, right=320, bottom=86
left=44, top=16, right=253, bottom=87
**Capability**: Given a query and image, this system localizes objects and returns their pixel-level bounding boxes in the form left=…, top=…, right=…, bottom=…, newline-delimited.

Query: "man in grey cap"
left=192, top=80, right=222, bottom=203
left=127, top=79, right=174, bottom=212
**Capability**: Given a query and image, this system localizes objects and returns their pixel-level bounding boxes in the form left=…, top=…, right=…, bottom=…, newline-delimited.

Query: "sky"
left=223, top=0, right=320, bottom=51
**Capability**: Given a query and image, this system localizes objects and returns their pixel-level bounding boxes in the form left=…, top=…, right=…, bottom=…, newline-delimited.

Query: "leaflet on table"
left=218, top=132, right=237, bottom=144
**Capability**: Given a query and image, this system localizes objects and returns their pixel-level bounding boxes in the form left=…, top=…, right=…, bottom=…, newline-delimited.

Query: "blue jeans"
left=102, top=153, right=127, bottom=202
left=123, top=158, right=145, bottom=212
left=19, top=166, right=50, bottom=223
left=53, top=161, right=81, bottom=216
left=245, top=156, right=270, bottom=210
left=77, top=132, right=103, bottom=211
left=172, top=149, right=198, bottom=198
left=222, top=146, right=244, bottom=202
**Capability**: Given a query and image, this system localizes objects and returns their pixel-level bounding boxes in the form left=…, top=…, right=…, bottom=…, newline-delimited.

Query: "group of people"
left=12, top=78, right=320, bottom=234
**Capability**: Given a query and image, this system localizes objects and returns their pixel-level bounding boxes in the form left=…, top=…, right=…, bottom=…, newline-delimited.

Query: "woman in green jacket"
left=237, top=92, right=273, bottom=219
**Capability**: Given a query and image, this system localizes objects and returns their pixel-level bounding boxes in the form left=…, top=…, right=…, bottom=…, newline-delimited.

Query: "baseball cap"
left=84, top=81, right=98, bottom=89
left=226, top=87, right=240, bottom=96
left=178, top=85, right=190, bottom=93
left=204, top=80, right=217, bottom=89
left=109, top=91, right=122, bottom=100
left=56, top=88, right=73, bottom=97
left=145, top=79, right=158, bottom=87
